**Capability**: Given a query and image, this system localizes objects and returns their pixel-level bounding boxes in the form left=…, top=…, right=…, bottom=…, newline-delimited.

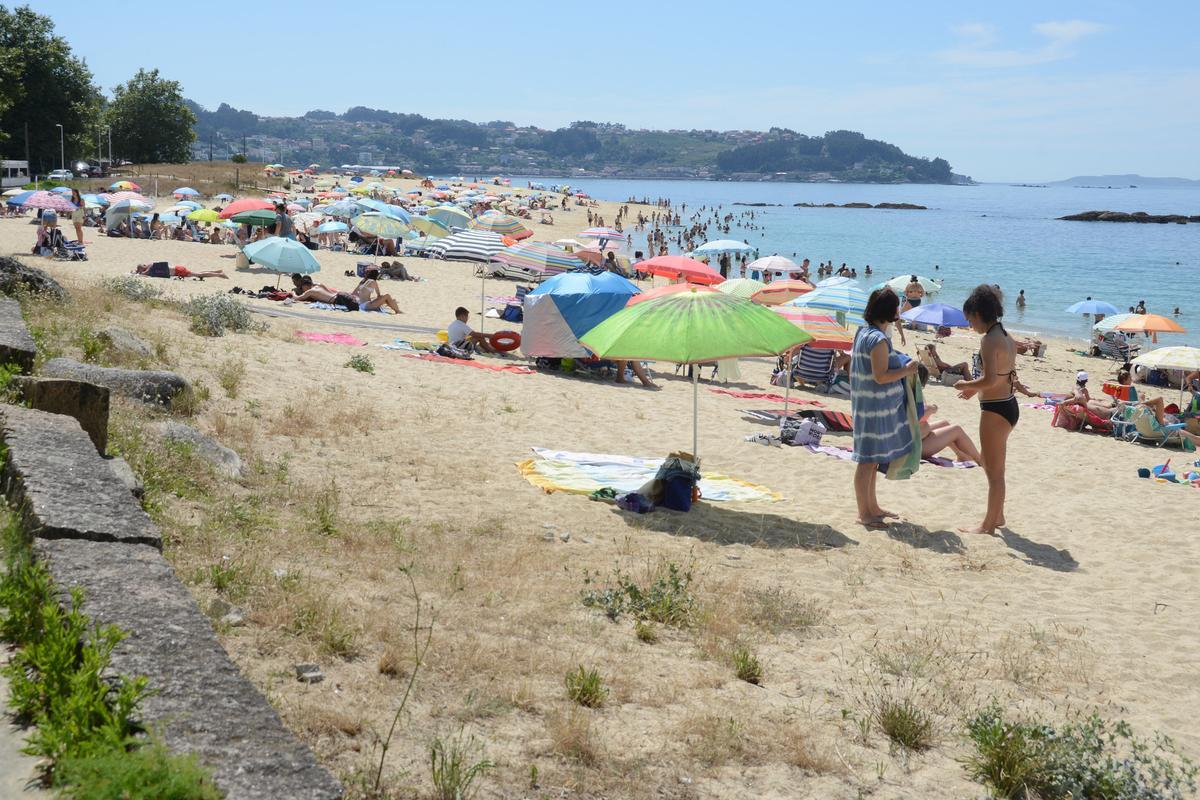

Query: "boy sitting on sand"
left=448, top=307, right=495, bottom=353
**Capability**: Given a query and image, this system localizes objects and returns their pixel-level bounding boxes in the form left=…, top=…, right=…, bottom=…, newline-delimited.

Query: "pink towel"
left=708, top=388, right=824, bottom=406
left=402, top=354, right=534, bottom=374
left=296, top=332, right=366, bottom=346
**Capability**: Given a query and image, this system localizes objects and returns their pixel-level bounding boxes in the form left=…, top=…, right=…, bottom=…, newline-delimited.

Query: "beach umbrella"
left=22, top=191, right=75, bottom=212
left=581, top=289, right=812, bottom=461
left=51, top=186, right=72, bottom=194
left=186, top=208, right=221, bottom=223
left=693, top=239, right=754, bottom=257
left=158, top=214, right=182, bottom=225
left=292, top=211, right=323, bottom=229
left=900, top=302, right=969, bottom=328
left=553, top=238, right=587, bottom=251
left=1133, top=346, right=1200, bottom=372
left=4, top=190, right=34, bottom=206
left=100, top=190, right=150, bottom=205
left=817, top=275, right=855, bottom=288
left=876, top=275, right=942, bottom=295
left=109, top=180, right=140, bottom=191
left=427, top=205, right=470, bottom=229
left=492, top=241, right=585, bottom=277
left=355, top=198, right=411, bottom=222
left=1113, top=314, right=1186, bottom=343
left=471, top=213, right=532, bottom=239
left=286, top=203, right=305, bottom=213
left=772, top=309, right=854, bottom=351
left=784, top=284, right=869, bottom=326
left=231, top=209, right=278, bottom=227
left=410, top=215, right=452, bottom=239
left=219, top=198, right=274, bottom=219
left=576, top=249, right=631, bottom=270
left=172, top=187, right=200, bottom=197
left=746, top=256, right=798, bottom=275
left=243, top=236, right=320, bottom=275
left=215, top=193, right=234, bottom=202
left=714, top=278, right=767, bottom=299
left=107, top=197, right=154, bottom=214
left=627, top=283, right=719, bottom=306
left=354, top=212, right=410, bottom=239
left=316, top=221, right=348, bottom=234
left=174, top=200, right=202, bottom=211
left=323, top=200, right=361, bottom=219
left=427, top=230, right=506, bottom=262
left=579, top=226, right=625, bottom=242
left=1066, top=299, right=1120, bottom=315
left=1092, top=313, right=1138, bottom=333
left=751, top=279, right=813, bottom=305
left=2, top=187, right=26, bottom=197
left=638, top=255, right=723, bottom=286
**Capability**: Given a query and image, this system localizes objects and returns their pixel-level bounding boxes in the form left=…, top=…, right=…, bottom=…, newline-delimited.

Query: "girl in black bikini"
left=954, top=285, right=1018, bottom=536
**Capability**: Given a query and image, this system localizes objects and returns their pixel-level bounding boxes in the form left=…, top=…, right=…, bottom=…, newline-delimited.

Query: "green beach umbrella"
left=411, top=215, right=452, bottom=239
left=231, top=209, right=278, bottom=227
left=715, top=277, right=766, bottom=299
left=186, top=208, right=221, bottom=223
left=581, top=289, right=812, bottom=462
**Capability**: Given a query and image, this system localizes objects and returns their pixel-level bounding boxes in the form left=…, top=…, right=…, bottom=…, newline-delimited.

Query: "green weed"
left=581, top=561, right=696, bottom=626
left=564, top=665, right=607, bottom=708
left=54, top=739, right=220, bottom=799
left=732, top=644, right=763, bottom=685
left=215, top=358, right=246, bottom=399
left=429, top=731, right=493, bottom=800
left=345, top=354, right=374, bottom=374
left=875, top=696, right=934, bottom=753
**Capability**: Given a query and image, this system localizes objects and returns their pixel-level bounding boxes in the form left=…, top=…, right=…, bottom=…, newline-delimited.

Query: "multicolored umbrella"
left=243, top=236, right=320, bottom=274
left=491, top=241, right=584, bottom=276
left=410, top=215, right=452, bottom=239
left=354, top=212, right=409, bottom=239
left=322, top=200, right=361, bottom=219
left=627, top=283, right=719, bottom=307
left=784, top=285, right=869, bottom=324
left=107, top=197, right=154, bottom=214
left=581, top=290, right=812, bottom=460
left=772, top=308, right=855, bottom=350
left=637, top=255, right=723, bottom=286
left=579, top=226, right=626, bottom=244
left=714, top=278, right=767, bottom=299
left=109, top=180, right=140, bottom=191
left=21, top=191, right=76, bottom=212
left=817, top=276, right=855, bottom=288
left=219, top=198, right=274, bottom=219
left=471, top=213, right=532, bottom=239
left=751, top=279, right=813, bottom=305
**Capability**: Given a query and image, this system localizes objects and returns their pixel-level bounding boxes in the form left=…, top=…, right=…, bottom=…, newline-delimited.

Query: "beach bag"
left=436, top=343, right=473, bottom=360
left=501, top=304, right=523, bottom=323
left=146, top=261, right=170, bottom=278
left=653, top=453, right=700, bottom=512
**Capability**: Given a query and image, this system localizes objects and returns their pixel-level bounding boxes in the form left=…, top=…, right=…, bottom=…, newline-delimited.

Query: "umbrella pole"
left=783, top=348, right=791, bottom=430
left=692, top=366, right=699, bottom=465
left=479, top=272, right=486, bottom=335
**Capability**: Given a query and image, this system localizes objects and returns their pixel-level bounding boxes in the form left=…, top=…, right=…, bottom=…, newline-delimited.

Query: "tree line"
left=0, top=4, right=194, bottom=172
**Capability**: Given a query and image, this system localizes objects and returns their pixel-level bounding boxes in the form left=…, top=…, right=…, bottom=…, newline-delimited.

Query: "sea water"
left=510, top=177, right=1200, bottom=346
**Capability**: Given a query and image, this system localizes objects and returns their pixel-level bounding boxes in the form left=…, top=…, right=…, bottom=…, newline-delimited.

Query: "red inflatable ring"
left=490, top=330, right=521, bottom=352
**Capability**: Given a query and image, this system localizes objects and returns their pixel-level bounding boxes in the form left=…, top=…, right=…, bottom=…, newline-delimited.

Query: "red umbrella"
left=627, top=283, right=719, bottom=306
left=639, top=255, right=723, bottom=286
left=219, top=198, right=275, bottom=219
left=773, top=308, right=854, bottom=350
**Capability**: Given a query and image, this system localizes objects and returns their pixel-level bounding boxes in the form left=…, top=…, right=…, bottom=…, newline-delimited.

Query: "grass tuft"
left=429, top=731, right=492, bottom=800
left=731, top=644, right=763, bottom=685
left=564, top=665, right=608, bottom=708
left=875, top=696, right=935, bottom=752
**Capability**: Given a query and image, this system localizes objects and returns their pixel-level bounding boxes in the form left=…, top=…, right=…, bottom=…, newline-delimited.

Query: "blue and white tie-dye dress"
left=849, top=325, right=912, bottom=464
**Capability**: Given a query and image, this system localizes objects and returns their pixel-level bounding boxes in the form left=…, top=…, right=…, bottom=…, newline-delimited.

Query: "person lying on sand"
left=919, top=403, right=982, bottom=463
left=134, top=264, right=229, bottom=279
left=378, top=260, right=419, bottom=281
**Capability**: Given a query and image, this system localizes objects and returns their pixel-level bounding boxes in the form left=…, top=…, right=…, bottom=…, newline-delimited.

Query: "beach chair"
left=1125, top=405, right=1193, bottom=449
left=57, top=239, right=87, bottom=261
left=1098, top=332, right=1140, bottom=361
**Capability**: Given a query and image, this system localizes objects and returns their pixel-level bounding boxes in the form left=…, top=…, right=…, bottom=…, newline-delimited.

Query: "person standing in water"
left=954, top=285, right=1018, bottom=535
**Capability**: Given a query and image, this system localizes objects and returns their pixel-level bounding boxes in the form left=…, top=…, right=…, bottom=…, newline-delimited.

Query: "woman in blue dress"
left=850, top=288, right=920, bottom=526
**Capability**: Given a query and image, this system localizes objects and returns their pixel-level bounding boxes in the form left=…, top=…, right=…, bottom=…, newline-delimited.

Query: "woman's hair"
left=863, top=288, right=900, bottom=325
left=917, top=363, right=930, bottom=386
left=962, top=284, right=1004, bottom=324
left=364, top=267, right=380, bottom=279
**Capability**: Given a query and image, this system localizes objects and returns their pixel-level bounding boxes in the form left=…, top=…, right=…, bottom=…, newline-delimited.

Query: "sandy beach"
left=2, top=179, right=1197, bottom=798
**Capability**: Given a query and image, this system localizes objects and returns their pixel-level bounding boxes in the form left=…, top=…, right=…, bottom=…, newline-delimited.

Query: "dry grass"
left=547, top=708, right=598, bottom=765
left=105, top=161, right=284, bottom=198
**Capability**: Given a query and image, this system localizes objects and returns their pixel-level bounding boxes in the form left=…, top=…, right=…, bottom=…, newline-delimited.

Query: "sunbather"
left=353, top=267, right=401, bottom=314
left=379, top=261, right=419, bottom=281
left=919, top=404, right=983, bottom=463
left=134, top=263, right=229, bottom=279
left=925, top=344, right=969, bottom=377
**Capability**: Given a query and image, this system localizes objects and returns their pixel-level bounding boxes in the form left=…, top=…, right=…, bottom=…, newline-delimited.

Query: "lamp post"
left=55, top=123, right=64, bottom=171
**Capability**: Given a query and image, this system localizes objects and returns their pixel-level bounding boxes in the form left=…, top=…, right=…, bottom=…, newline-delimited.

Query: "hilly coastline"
left=1048, top=174, right=1200, bottom=188
left=187, top=101, right=969, bottom=184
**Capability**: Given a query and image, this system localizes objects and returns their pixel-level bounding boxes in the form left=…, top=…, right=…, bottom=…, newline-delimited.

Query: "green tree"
left=105, top=68, right=196, bottom=163
left=0, top=4, right=101, bottom=170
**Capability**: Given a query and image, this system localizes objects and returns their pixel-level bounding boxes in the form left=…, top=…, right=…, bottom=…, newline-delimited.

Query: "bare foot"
left=615, top=377, right=628, bottom=384
left=872, top=508, right=900, bottom=519
left=642, top=382, right=661, bottom=391
left=857, top=516, right=889, bottom=529
left=958, top=523, right=1000, bottom=536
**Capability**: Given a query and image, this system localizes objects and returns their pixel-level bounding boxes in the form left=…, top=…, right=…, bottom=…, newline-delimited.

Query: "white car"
left=48, top=169, right=74, bottom=180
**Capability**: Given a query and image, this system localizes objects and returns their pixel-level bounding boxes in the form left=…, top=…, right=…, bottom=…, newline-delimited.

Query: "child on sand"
left=954, top=285, right=1018, bottom=535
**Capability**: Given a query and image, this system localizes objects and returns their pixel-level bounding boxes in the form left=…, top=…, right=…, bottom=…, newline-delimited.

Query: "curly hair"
left=962, top=284, right=1004, bottom=325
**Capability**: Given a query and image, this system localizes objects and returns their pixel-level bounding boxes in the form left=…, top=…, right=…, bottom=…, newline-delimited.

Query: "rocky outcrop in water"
left=793, top=202, right=927, bottom=210
left=1059, top=210, right=1200, bottom=224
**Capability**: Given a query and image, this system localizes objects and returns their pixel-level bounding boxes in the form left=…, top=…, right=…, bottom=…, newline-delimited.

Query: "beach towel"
left=517, top=448, right=779, bottom=503
left=1022, top=402, right=1057, bottom=411
left=401, top=354, right=534, bottom=374
left=377, top=339, right=418, bottom=352
left=740, top=408, right=854, bottom=432
left=802, top=444, right=977, bottom=469
left=708, top=388, right=824, bottom=406
left=885, top=372, right=924, bottom=481
left=296, top=332, right=366, bottom=346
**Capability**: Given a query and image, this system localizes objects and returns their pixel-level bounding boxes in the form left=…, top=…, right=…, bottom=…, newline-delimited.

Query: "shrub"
left=101, top=275, right=163, bottom=303
left=0, top=362, right=24, bottom=404
left=963, top=703, right=1198, bottom=800
left=876, top=697, right=934, bottom=752
left=429, top=732, right=492, bottom=800
left=732, top=645, right=763, bottom=685
left=581, top=561, right=696, bottom=626
left=215, top=358, right=246, bottom=399
left=345, top=354, right=374, bottom=374
left=230, top=153, right=247, bottom=164
left=183, top=294, right=262, bottom=337
left=55, top=740, right=221, bottom=799
left=564, top=665, right=607, bottom=708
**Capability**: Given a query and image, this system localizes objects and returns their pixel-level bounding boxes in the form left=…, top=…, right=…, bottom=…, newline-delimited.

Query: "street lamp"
left=55, top=123, right=64, bottom=171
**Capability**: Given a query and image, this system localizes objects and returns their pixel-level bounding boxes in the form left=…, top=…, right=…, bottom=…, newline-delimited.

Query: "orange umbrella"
left=772, top=308, right=854, bottom=350
left=752, top=279, right=815, bottom=306
left=1114, top=314, right=1186, bottom=343
left=627, top=283, right=719, bottom=307
left=638, top=255, right=723, bottom=286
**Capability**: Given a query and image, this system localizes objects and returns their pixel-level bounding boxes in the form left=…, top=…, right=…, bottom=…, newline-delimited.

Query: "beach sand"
left=2, top=186, right=1197, bottom=798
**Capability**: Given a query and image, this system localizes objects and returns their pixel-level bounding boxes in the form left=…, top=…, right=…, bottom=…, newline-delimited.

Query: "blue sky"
left=26, top=0, right=1200, bottom=181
